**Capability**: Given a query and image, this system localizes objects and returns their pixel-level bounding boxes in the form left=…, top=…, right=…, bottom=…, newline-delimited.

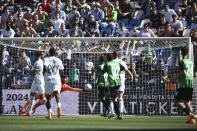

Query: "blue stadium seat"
left=118, top=18, right=129, bottom=27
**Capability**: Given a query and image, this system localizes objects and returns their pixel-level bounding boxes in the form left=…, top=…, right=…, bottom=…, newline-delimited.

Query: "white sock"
left=109, top=100, right=114, bottom=114
left=29, top=95, right=35, bottom=114
left=119, top=98, right=124, bottom=113
left=57, top=102, right=61, bottom=108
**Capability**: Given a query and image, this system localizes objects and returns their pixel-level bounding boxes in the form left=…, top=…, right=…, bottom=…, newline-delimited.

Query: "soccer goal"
left=0, top=37, right=196, bottom=116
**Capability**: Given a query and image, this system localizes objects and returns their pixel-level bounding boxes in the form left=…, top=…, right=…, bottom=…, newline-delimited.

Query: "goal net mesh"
left=0, top=37, right=196, bottom=116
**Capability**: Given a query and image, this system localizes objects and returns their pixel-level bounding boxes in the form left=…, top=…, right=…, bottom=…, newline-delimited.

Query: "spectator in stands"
left=18, top=51, right=31, bottom=75
left=191, top=1, right=197, bottom=18
left=157, top=14, right=169, bottom=32
left=130, top=24, right=140, bottom=37
left=98, top=0, right=111, bottom=11
left=16, top=74, right=29, bottom=89
left=41, top=0, right=52, bottom=14
left=116, top=22, right=129, bottom=37
left=6, top=0, right=18, bottom=14
left=57, top=24, right=69, bottom=37
left=69, top=62, right=80, bottom=87
left=0, top=23, right=15, bottom=37
left=170, top=14, right=184, bottom=34
left=84, top=54, right=95, bottom=84
left=1, top=6, right=10, bottom=24
left=2, top=46, right=9, bottom=59
left=13, top=7, right=24, bottom=21
left=140, top=0, right=156, bottom=20
left=7, top=14, right=16, bottom=31
left=5, top=65, right=16, bottom=89
left=117, top=0, right=132, bottom=20
left=52, top=0, right=64, bottom=11
left=33, top=5, right=48, bottom=22
left=156, top=0, right=165, bottom=11
left=2, top=54, right=9, bottom=66
left=130, top=62, right=139, bottom=84
left=139, top=24, right=156, bottom=38
left=81, top=5, right=91, bottom=22
left=42, top=13, right=53, bottom=31
left=45, top=24, right=58, bottom=37
left=84, top=32, right=99, bottom=51
left=70, top=23, right=83, bottom=37
left=91, top=2, right=104, bottom=24
left=64, top=0, right=73, bottom=15
left=191, top=16, right=197, bottom=29
left=77, top=0, right=91, bottom=16
left=30, top=14, right=42, bottom=33
left=52, top=12, right=65, bottom=31
left=158, top=23, right=175, bottom=37
left=177, top=0, right=191, bottom=20
left=85, top=14, right=100, bottom=37
left=52, top=4, right=66, bottom=21
left=68, top=6, right=80, bottom=28
left=114, top=0, right=120, bottom=11
left=160, top=3, right=177, bottom=23
left=15, top=14, right=29, bottom=34
left=154, top=58, right=167, bottom=86
left=136, top=53, right=146, bottom=83
left=21, top=22, right=37, bottom=37
left=142, top=43, right=156, bottom=61
left=78, top=16, right=86, bottom=32
left=23, top=7, right=33, bottom=21
left=150, top=7, right=161, bottom=29
left=101, top=4, right=117, bottom=36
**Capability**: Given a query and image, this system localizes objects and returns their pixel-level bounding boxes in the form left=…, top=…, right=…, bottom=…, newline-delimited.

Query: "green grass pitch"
left=0, top=115, right=196, bottom=131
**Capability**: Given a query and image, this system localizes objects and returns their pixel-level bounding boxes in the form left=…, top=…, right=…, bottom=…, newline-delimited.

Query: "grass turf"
left=0, top=115, right=196, bottom=131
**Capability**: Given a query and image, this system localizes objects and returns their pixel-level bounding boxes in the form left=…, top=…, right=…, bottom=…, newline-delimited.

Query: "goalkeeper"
left=20, top=77, right=86, bottom=115
left=167, top=47, right=196, bottom=124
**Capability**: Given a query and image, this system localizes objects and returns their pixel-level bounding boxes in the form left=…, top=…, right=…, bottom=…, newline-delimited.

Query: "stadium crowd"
left=1, top=0, right=197, bottom=89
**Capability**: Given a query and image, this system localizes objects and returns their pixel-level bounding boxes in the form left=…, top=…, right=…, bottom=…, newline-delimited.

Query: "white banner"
left=2, top=89, right=79, bottom=115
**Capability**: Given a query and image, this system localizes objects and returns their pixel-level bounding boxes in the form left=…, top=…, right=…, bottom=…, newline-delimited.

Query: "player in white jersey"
left=113, top=51, right=133, bottom=118
left=43, top=47, right=64, bottom=120
left=24, top=51, right=47, bottom=116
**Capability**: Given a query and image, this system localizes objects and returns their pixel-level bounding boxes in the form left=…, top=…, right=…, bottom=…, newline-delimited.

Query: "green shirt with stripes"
left=104, top=61, right=122, bottom=87
left=179, top=58, right=194, bottom=88
left=98, top=64, right=109, bottom=88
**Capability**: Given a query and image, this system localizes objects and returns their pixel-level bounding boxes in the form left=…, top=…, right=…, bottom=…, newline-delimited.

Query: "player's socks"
left=107, top=100, right=114, bottom=118
left=23, top=99, right=31, bottom=110
left=28, top=96, right=35, bottom=114
left=114, top=101, right=120, bottom=117
left=118, top=98, right=124, bottom=114
left=57, top=102, right=62, bottom=118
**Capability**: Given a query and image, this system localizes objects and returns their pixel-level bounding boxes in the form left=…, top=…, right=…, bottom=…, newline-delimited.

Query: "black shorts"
left=109, top=86, right=119, bottom=99
left=175, top=88, right=193, bottom=101
left=98, top=87, right=106, bottom=98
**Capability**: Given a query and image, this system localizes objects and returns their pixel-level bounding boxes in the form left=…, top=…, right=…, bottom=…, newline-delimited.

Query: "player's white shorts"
left=118, top=79, right=125, bottom=92
left=30, top=81, right=45, bottom=95
left=45, top=78, right=61, bottom=95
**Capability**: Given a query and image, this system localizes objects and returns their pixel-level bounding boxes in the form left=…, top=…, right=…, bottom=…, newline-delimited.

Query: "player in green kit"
left=103, top=53, right=133, bottom=120
left=169, top=47, right=196, bottom=124
left=95, top=56, right=111, bottom=117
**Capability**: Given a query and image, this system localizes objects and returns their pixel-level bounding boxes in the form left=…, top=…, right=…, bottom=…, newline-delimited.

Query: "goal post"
left=0, top=37, right=196, bottom=116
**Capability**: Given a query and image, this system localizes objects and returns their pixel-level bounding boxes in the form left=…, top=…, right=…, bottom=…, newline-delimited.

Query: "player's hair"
left=35, top=51, right=42, bottom=57
left=113, top=51, right=121, bottom=59
left=181, top=46, right=188, bottom=57
left=49, top=47, right=56, bottom=56
left=107, top=53, right=113, bottom=61
left=99, top=55, right=105, bottom=64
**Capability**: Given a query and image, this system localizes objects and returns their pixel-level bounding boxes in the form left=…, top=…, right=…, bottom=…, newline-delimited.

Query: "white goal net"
left=0, top=37, right=196, bottom=116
